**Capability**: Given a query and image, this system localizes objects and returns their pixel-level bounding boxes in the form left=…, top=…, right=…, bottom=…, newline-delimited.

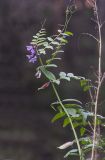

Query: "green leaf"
left=40, top=67, right=56, bottom=81
left=32, top=39, right=37, bottom=43
left=60, top=32, right=69, bottom=37
left=59, top=72, right=66, bottom=77
left=46, top=58, right=61, bottom=64
left=51, top=99, right=82, bottom=110
left=62, top=99, right=82, bottom=104
left=67, top=73, right=83, bottom=80
left=37, top=39, right=46, bottom=44
left=38, top=33, right=46, bottom=37
left=45, top=45, right=54, bottom=50
left=51, top=41, right=60, bottom=45
left=81, top=111, right=88, bottom=123
left=47, top=37, right=54, bottom=42
left=33, top=36, right=38, bottom=39
left=61, top=77, right=70, bottom=81
left=53, top=50, right=64, bottom=54
left=53, top=58, right=61, bottom=60
left=36, top=33, right=40, bottom=37
left=57, top=105, right=63, bottom=112
left=51, top=101, right=60, bottom=106
left=96, top=119, right=101, bottom=125
left=79, top=110, right=93, bottom=124
left=80, top=79, right=89, bottom=88
left=64, top=31, right=73, bottom=36
left=53, top=79, right=60, bottom=85
left=45, top=64, right=58, bottom=68
left=59, top=72, right=70, bottom=81
left=73, top=122, right=82, bottom=128
left=97, top=114, right=105, bottom=119
left=79, top=137, right=91, bottom=145
left=38, top=49, right=46, bottom=54
left=83, top=144, right=93, bottom=150
left=43, top=42, right=49, bottom=47
left=51, top=112, right=65, bottom=123
left=56, top=37, right=68, bottom=43
left=63, top=103, right=82, bottom=108
left=63, top=117, right=70, bottom=127
left=64, top=149, right=78, bottom=158
left=30, top=42, right=36, bottom=45
left=66, top=108, right=77, bottom=117
left=37, top=42, right=46, bottom=47
left=56, top=37, right=63, bottom=41
left=83, top=85, right=91, bottom=92
left=69, top=149, right=78, bottom=153
left=61, top=38, right=68, bottom=43
left=67, top=73, right=74, bottom=77
left=80, top=127, right=86, bottom=136
left=83, top=146, right=93, bottom=153
left=39, top=30, right=46, bottom=34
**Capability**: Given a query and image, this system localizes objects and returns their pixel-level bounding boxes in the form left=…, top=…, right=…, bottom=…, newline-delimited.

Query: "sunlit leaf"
left=51, top=112, right=65, bottom=123
left=80, top=127, right=86, bottom=136
left=83, top=85, right=91, bottom=92
left=63, top=117, right=70, bottom=127
left=73, top=122, right=82, bottom=128
left=64, top=31, right=73, bottom=36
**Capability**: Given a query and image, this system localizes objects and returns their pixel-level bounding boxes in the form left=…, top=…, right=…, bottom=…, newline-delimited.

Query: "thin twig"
left=81, top=33, right=99, bottom=43
left=91, top=1, right=102, bottom=159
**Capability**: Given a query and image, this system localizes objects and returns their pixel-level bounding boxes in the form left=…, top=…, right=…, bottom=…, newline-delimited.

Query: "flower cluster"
left=26, top=45, right=37, bottom=63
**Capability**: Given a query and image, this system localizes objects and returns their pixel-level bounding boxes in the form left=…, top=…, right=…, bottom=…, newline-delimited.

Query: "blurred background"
left=0, top=0, right=105, bottom=160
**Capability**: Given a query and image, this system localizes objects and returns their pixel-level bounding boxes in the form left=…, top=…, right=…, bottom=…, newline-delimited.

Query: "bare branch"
left=81, top=33, right=99, bottom=43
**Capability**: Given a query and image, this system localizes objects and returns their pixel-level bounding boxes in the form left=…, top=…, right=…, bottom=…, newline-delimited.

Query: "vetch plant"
left=25, top=0, right=105, bottom=159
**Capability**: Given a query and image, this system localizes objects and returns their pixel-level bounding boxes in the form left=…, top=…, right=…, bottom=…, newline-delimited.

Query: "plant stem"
left=38, top=52, right=83, bottom=159
left=51, top=82, right=83, bottom=160
left=91, top=1, right=102, bottom=159
left=38, top=54, right=83, bottom=159
left=37, top=6, right=83, bottom=158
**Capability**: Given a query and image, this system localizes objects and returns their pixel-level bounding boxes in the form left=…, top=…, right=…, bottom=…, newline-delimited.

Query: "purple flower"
left=26, top=45, right=37, bottom=63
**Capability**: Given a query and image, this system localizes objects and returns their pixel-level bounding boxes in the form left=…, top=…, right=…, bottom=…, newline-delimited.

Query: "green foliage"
left=64, top=149, right=79, bottom=158
left=39, top=66, right=60, bottom=84
left=26, top=3, right=105, bottom=159
left=51, top=112, right=65, bottom=123
left=80, top=127, right=86, bottom=136
left=80, top=79, right=91, bottom=92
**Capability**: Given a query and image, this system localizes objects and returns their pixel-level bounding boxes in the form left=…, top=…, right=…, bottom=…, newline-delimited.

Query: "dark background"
left=0, top=0, right=105, bottom=160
